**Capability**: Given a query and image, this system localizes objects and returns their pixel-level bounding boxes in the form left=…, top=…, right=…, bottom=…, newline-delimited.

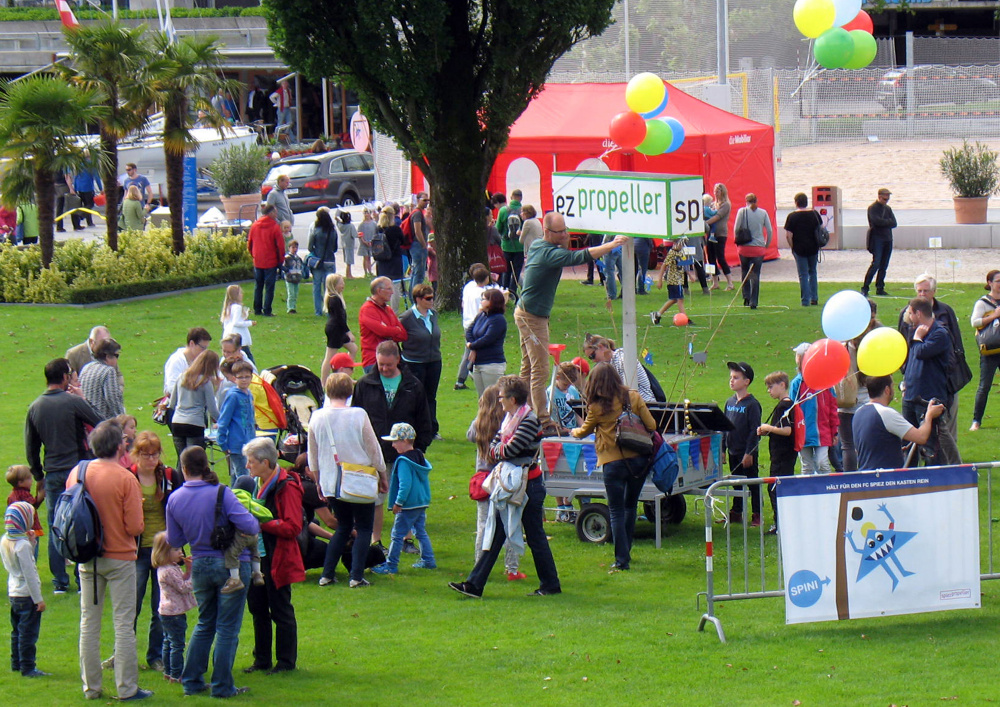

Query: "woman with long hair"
left=220, top=284, right=255, bottom=363
left=465, top=287, right=507, bottom=397
left=307, top=206, right=338, bottom=317
left=704, top=182, right=733, bottom=291
left=572, top=362, right=656, bottom=573
left=122, top=184, right=146, bottom=232
left=167, top=349, right=220, bottom=464
left=376, top=205, right=405, bottom=310
left=337, top=210, right=358, bottom=280
left=320, top=273, right=358, bottom=382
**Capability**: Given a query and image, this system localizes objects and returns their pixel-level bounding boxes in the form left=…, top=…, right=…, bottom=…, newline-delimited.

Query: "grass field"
left=1, top=274, right=997, bottom=706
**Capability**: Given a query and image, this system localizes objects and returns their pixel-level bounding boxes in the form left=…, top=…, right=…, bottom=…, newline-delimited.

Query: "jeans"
left=134, top=546, right=163, bottom=665
left=839, top=411, right=858, bottom=471
left=44, top=469, right=72, bottom=590
left=383, top=508, right=436, bottom=569
left=728, top=452, right=760, bottom=516
left=466, top=476, right=560, bottom=593
left=502, top=251, right=525, bottom=291
left=79, top=557, right=138, bottom=700
left=409, top=241, right=427, bottom=292
left=634, top=239, right=652, bottom=293
left=312, top=264, right=332, bottom=316
left=182, top=557, right=250, bottom=698
left=793, top=251, right=818, bottom=305
left=9, top=596, right=41, bottom=674
left=863, top=237, right=893, bottom=292
left=285, top=280, right=299, bottom=312
left=227, top=452, right=247, bottom=486
left=514, top=307, right=552, bottom=427
left=160, top=613, right=187, bottom=680
left=603, top=457, right=649, bottom=569
left=406, top=359, right=441, bottom=435
left=247, top=555, right=297, bottom=671
left=799, top=446, right=830, bottom=474
left=253, top=266, right=277, bottom=315
left=902, top=398, right=961, bottom=466
left=471, top=362, right=505, bottom=399
left=973, top=354, right=1000, bottom=424
left=456, top=346, right=471, bottom=385
left=739, top=254, right=764, bottom=307
left=322, top=500, right=375, bottom=582
left=603, top=248, right=623, bottom=300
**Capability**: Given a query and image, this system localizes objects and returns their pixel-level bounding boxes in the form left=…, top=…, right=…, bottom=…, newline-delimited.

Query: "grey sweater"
left=169, top=379, right=220, bottom=427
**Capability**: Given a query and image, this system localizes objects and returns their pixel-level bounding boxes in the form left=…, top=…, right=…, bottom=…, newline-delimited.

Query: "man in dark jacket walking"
left=862, top=188, right=897, bottom=297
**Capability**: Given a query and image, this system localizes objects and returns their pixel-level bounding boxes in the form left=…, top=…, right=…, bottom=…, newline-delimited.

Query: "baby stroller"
left=262, top=364, right=325, bottom=462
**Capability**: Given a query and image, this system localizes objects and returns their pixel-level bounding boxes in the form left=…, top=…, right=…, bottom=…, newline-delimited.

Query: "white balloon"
left=832, top=0, right=862, bottom=27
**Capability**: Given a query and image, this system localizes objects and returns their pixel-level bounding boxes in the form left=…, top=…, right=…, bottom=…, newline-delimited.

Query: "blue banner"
left=182, top=154, right=198, bottom=232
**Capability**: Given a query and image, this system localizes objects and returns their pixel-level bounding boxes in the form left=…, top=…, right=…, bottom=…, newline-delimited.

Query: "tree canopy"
left=264, top=0, right=617, bottom=307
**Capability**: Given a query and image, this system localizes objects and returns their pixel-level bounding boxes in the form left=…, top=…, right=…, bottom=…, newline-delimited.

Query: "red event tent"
left=458, top=82, right=776, bottom=263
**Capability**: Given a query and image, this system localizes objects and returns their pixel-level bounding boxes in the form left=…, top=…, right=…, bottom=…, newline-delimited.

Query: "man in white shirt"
left=163, top=327, right=213, bottom=396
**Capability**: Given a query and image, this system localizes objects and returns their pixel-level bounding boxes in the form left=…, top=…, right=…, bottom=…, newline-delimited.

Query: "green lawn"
left=1, top=276, right=997, bottom=706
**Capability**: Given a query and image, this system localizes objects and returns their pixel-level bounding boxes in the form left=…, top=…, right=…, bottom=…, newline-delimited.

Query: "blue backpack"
left=648, top=432, right=680, bottom=494
left=51, top=460, right=104, bottom=565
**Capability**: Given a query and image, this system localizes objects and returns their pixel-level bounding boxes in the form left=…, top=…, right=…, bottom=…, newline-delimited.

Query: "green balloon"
left=814, top=27, right=854, bottom=69
left=843, top=30, right=877, bottom=70
left=636, top=119, right=673, bottom=156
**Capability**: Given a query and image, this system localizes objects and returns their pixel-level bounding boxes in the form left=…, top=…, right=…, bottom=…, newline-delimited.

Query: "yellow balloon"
left=857, top=327, right=908, bottom=377
left=626, top=73, right=666, bottom=114
left=793, top=0, right=836, bottom=39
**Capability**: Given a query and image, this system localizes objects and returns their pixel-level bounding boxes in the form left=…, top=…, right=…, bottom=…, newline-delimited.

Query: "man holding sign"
left=514, top=212, right=625, bottom=430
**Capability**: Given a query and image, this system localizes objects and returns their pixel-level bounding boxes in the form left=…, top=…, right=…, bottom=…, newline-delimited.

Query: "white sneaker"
left=318, top=576, right=336, bottom=586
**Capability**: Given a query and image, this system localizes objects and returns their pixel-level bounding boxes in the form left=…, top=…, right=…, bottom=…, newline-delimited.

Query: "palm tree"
left=148, top=32, right=237, bottom=255
left=60, top=19, right=154, bottom=252
left=0, top=76, right=108, bottom=267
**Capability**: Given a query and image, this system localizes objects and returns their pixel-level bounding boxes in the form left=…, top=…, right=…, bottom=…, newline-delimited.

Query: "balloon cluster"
left=793, top=0, right=876, bottom=70
left=798, top=290, right=908, bottom=390
left=608, top=73, right=686, bottom=155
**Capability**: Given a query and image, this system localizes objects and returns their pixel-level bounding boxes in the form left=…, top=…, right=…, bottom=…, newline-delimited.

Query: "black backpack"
left=370, top=227, right=392, bottom=262
left=51, top=460, right=103, bottom=565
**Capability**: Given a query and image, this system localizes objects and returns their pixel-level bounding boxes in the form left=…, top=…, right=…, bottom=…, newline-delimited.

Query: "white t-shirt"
left=163, top=347, right=189, bottom=396
left=308, top=405, right=386, bottom=498
left=461, top=281, right=500, bottom=330
left=222, top=303, right=253, bottom=348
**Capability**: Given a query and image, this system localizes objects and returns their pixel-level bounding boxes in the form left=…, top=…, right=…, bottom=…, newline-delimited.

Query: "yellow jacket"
left=572, top=390, right=656, bottom=466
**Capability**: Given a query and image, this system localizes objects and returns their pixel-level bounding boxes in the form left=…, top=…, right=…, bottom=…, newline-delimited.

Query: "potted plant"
left=208, top=142, right=272, bottom=221
left=940, top=140, right=1000, bottom=224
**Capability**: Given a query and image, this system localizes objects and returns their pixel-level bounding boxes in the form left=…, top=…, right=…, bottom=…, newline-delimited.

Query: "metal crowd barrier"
left=697, top=463, right=1000, bottom=643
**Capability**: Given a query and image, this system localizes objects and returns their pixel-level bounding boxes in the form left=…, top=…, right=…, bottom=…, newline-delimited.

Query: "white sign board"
left=551, top=171, right=704, bottom=239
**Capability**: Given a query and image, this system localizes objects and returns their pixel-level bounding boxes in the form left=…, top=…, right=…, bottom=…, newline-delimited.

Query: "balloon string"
left=700, top=263, right=754, bottom=357
left=779, top=369, right=860, bottom=423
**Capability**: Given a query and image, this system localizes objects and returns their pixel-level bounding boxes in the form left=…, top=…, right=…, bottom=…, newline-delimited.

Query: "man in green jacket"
left=498, top=189, right=523, bottom=290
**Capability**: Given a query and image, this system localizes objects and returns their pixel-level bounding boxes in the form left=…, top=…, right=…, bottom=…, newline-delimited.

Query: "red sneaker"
left=507, top=571, right=527, bottom=581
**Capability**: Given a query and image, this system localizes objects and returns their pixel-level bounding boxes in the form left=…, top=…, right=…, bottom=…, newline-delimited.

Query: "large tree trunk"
left=35, top=169, right=55, bottom=268
left=100, top=128, right=119, bottom=251
left=427, top=161, right=489, bottom=311
left=164, top=148, right=185, bottom=254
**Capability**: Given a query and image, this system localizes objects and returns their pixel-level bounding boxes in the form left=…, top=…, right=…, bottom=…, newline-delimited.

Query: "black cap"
left=726, top=361, right=754, bottom=383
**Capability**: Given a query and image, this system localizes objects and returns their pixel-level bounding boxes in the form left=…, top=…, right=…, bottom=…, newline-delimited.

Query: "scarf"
left=4, top=501, right=34, bottom=541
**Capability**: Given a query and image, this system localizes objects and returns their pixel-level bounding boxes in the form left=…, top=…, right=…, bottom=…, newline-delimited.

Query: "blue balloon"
left=639, top=92, right=669, bottom=119
left=662, top=117, right=685, bottom=153
left=821, top=290, right=872, bottom=341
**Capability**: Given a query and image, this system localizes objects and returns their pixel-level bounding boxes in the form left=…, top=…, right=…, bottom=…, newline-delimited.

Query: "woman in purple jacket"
left=166, top=447, right=259, bottom=699
left=465, top=288, right=507, bottom=398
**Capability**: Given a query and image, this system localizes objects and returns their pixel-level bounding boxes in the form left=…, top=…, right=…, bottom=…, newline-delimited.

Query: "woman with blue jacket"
left=465, top=288, right=507, bottom=398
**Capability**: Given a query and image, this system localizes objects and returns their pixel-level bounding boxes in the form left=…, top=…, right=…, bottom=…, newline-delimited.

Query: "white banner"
left=778, top=467, right=980, bottom=624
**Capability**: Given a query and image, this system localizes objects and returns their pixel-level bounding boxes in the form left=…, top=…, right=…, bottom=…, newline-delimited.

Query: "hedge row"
left=0, top=7, right=264, bottom=22
left=68, top=264, right=252, bottom=304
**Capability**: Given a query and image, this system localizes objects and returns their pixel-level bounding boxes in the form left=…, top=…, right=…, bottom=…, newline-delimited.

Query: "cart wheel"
left=643, top=495, right=688, bottom=526
left=575, top=503, right=611, bottom=544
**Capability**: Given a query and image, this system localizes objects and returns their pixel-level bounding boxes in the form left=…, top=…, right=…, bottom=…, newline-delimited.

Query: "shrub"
left=0, top=227, right=252, bottom=304
left=208, top=142, right=272, bottom=197
left=940, top=140, right=1000, bottom=198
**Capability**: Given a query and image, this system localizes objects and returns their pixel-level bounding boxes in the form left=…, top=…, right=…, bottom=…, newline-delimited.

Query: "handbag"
left=209, top=486, right=237, bottom=551
left=976, top=297, right=1000, bottom=355
left=306, top=255, right=322, bottom=271
left=615, top=395, right=654, bottom=456
left=151, top=394, right=171, bottom=426
left=488, top=242, right=507, bottom=274
left=734, top=209, right=752, bottom=246
left=469, top=470, right=490, bottom=501
left=814, top=211, right=830, bottom=248
left=336, top=462, right=379, bottom=503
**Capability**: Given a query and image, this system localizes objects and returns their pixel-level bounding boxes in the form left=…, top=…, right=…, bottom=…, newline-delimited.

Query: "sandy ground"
left=775, top=138, right=1000, bottom=210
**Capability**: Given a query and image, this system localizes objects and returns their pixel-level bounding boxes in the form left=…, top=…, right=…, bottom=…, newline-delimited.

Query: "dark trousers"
left=585, top=234, right=603, bottom=282
left=134, top=545, right=163, bottom=665
left=603, top=457, right=649, bottom=569
left=71, top=191, right=96, bottom=228
left=322, top=500, right=374, bottom=582
left=767, top=453, right=797, bottom=525
left=839, top=411, right=858, bottom=472
left=863, top=237, right=893, bottom=292
left=406, top=359, right=442, bottom=435
left=706, top=237, right=731, bottom=276
left=973, top=353, right=1000, bottom=424
left=502, top=251, right=524, bottom=290
left=9, top=596, right=41, bottom=674
left=634, top=239, right=652, bottom=294
left=466, top=476, right=560, bottom=593
left=728, top=452, right=760, bottom=515
left=171, top=423, right=206, bottom=469
left=246, top=556, right=297, bottom=671
left=253, top=266, right=277, bottom=315
left=739, top=255, right=764, bottom=307
left=902, top=397, right=961, bottom=466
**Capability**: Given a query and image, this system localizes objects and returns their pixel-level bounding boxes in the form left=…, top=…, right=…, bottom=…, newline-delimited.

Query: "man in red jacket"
left=247, top=204, right=285, bottom=317
left=358, top=277, right=407, bottom=369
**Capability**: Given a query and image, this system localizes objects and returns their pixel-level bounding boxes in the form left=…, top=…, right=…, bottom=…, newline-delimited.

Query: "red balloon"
left=673, top=312, right=689, bottom=327
left=609, top=111, right=647, bottom=150
left=802, top=338, right=850, bottom=390
left=842, top=10, right=873, bottom=34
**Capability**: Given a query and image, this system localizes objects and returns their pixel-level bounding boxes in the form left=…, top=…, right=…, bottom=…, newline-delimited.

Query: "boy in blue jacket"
left=372, top=423, right=436, bottom=574
left=216, top=360, right=256, bottom=485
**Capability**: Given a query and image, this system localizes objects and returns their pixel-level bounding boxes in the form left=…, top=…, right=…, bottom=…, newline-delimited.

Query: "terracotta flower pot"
left=220, top=193, right=261, bottom=222
left=953, top=196, right=989, bottom=224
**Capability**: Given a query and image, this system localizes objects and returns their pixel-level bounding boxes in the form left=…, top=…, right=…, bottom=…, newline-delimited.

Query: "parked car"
left=877, top=66, right=1000, bottom=110
left=260, top=149, right=375, bottom=212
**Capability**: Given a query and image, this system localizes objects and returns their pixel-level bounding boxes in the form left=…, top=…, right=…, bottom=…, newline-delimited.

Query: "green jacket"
left=498, top=200, right=522, bottom=253
left=518, top=239, right=592, bottom=317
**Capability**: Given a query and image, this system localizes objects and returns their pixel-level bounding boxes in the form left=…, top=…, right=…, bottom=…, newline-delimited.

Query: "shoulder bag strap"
left=215, top=485, right=226, bottom=525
